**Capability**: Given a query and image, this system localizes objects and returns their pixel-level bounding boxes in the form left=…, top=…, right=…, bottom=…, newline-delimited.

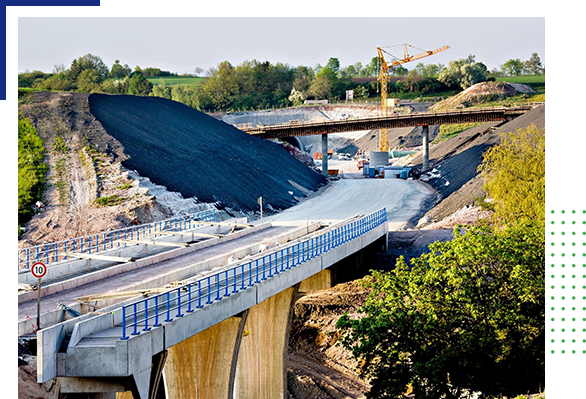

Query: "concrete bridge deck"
left=238, top=105, right=535, bottom=139
left=34, top=209, right=388, bottom=399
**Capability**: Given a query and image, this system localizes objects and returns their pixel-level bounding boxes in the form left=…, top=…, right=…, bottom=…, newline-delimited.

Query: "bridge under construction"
left=237, top=105, right=535, bottom=139
left=237, top=105, right=537, bottom=176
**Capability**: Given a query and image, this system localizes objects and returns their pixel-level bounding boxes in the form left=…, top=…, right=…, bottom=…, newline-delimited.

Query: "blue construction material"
left=119, top=209, right=388, bottom=340
left=369, top=167, right=376, bottom=178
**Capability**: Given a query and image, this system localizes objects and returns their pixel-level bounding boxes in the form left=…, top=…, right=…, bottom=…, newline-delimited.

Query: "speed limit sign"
left=31, top=262, right=47, bottom=279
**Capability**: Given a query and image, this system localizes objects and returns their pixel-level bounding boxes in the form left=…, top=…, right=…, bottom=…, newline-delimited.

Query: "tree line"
left=18, top=52, right=544, bottom=113
left=337, top=125, right=545, bottom=398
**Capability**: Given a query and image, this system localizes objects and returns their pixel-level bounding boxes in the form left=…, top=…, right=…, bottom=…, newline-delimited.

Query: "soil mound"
left=431, top=81, right=536, bottom=110
left=88, top=94, right=326, bottom=214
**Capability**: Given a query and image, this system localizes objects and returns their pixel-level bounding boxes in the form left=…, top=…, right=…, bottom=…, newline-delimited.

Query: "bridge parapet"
left=18, top=209, right=216, bottom=271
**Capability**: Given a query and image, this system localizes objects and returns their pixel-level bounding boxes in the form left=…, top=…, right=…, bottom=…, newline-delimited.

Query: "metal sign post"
left=31, top=262, right=47, bottom=330
left=258, top=196, right=263, bottom=223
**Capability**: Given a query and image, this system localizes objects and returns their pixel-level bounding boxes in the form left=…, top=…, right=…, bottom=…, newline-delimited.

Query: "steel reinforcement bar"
left=18, top=208, right=216, bottom=271
left=239, top=106, right=535, bottom=139
left=119, top=208, right=387, bottom=339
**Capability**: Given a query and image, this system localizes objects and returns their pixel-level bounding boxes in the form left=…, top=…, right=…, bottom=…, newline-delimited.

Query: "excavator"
left=376, top=43, right=450, bottom=151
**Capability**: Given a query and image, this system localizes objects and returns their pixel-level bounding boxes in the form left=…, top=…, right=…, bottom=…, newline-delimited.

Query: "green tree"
left=390, top=65, right=408, bottom=77
left=438, top=55, right=487, bottom=89
left=150, top=78, right=172, bottom=99
left=502, top=58, right=524, bottom=76
left=524, top=53, right=544, bottom=75
left=32, top=73, right=73, bottom=91
left=309, top=66, right=337, bottom=100
left=18, top=70, right=50, bottom=88
left=479, top=125, right=545, bottom=225
left=110, top=59, right=131, bottom=79
left=202, top=61, right=239, bottom=110
left=338, top=220, right=544, bottom=399
left=127, top=71, right=153, bottom=95
left=363, top=56, right=379, bottom=77
left=76, top=69, right=102, bottom=93
left=326, top=57, right=340, bottom=75
left=337, top=125, right=545, bottom=399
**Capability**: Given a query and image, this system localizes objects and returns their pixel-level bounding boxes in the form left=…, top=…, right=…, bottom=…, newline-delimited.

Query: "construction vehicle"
left=376, top=43, right=450, bottom=151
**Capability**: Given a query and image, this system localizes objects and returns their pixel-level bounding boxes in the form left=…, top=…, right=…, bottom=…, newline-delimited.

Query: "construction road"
left=265, top=159, right=434, bottom=230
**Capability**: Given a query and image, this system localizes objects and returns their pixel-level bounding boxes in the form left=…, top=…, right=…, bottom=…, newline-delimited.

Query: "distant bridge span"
left=237, top=105, right=535, bottom=139
left=237, top=105, right=537, bottom=175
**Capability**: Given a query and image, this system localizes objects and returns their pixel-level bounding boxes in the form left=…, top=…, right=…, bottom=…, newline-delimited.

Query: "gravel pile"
left=88, top=94, right=326, bottom=214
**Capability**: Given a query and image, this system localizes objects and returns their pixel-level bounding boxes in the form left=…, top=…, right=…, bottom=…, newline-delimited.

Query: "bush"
left=18, top=117, right=47, bottom=226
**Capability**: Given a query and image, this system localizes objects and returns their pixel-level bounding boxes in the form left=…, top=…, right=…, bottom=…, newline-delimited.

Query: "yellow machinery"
left=376, top=43, right=450, bottom=151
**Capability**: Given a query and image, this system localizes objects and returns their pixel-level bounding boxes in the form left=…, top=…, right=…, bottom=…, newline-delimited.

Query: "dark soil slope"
left=88, top=94, right=326, bottom=213
left=414, top=104, right=545, bottom=225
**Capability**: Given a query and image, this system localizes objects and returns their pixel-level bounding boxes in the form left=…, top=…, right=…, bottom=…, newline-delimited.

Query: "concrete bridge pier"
left=162, top=311, right=249, bottom=399
left=233, top=284, right=300, bottom=399
left=321, top=133, right=328, bottom=178
left=422, top=125, right=429, bottom=172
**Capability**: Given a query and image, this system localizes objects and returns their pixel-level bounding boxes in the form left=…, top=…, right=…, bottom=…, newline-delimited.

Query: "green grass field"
left=146, top=76, right=205, bottom=86
left=494, top=75, right=545, bottom=85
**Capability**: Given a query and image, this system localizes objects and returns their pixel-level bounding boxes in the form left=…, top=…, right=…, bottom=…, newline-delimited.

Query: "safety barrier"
left=120, top=208, right=387, bottom=339
left=18, top=209, right=216, bottom=271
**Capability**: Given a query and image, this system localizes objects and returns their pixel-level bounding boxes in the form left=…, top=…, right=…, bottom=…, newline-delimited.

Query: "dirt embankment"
left=401, top=104, right=545, bottom=227
left=18, top=91, right=173, bottom=247
left=18, top=92, right=327, bottom=247
left=287, top=280, right=372, bottom=398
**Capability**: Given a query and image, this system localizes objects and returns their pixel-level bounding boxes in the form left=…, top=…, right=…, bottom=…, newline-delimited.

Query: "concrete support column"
left=422, top=125, right=429, bottom=172
left=163, top=312, right=249, bottom=399
left=321, top=133, right=328, bottom=178
left=233, top=284, right=300, bottom=399
left=298, top=268, right=333, bottom=293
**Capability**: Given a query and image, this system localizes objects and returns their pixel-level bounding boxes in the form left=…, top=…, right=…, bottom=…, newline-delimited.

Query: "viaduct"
left=236, top=105, right=535, bottom=175
left=20, top=209, right=388, bottom=398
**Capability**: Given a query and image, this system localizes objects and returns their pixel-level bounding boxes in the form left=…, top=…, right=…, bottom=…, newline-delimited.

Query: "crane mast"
left=376, top=43, right=450, bottom=152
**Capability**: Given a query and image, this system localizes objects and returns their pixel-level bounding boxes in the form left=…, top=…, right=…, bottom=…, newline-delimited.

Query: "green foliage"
left=32, top=73, right=73, bottom=92
left=18, top=117, right=48, bottom=225
left=18, top=70, right=51, bottom=88
left=110, top=59, right=131, bottom=79
left=502, top=59, right=524, bottom=77
left=438, top=55, right=488, bottom=89
left=502, top=53, right=544, bottom=76
left=94, top=194, right=123, bottom=206
left=127, top=72, right=154, bottom=96
left=337, top=220, right=545, bottom=398
left=479, top=125, right=545, bottom=225
left=337, top=125, right=545, bottom=398
left=432, top=122, right=484, bottom=143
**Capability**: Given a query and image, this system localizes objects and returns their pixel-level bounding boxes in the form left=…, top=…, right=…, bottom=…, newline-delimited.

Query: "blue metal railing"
left=119, top=208, right=387, bottom=339
left=18, top=209, right=216, bottom=271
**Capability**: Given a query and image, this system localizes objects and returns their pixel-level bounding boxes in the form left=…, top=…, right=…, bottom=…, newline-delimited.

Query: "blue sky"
left=18, top=17, right=545, bottom=74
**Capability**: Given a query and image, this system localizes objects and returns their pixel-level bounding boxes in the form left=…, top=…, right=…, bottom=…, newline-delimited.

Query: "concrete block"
left=37, top=323, right=64, bottom=382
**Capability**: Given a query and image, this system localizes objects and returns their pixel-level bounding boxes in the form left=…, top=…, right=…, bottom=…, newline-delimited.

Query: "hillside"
left=18, top=91, right=325, bottom=247
left=411, top=104, right=545, bottom=227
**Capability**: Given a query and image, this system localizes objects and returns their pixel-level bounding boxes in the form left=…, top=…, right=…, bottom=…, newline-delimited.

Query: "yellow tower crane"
left=376, top=43, right=450, bottom=151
